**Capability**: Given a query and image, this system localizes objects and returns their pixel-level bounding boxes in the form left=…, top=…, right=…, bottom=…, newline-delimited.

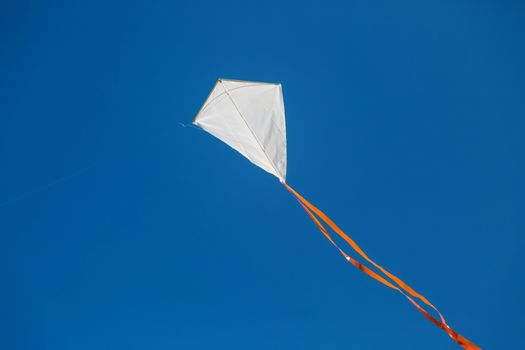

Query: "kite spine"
left=218, top=80, right=283, bottom=181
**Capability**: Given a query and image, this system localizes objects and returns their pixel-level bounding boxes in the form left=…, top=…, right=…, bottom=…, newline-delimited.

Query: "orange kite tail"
left=283, top=182, right=480, bottom=350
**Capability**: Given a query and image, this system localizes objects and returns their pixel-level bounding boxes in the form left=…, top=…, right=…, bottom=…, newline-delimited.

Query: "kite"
left=192, top=78, right=480, bottom=349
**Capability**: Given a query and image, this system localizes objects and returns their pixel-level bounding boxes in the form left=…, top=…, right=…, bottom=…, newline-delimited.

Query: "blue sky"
left=1, top=1, right=524, bottom=349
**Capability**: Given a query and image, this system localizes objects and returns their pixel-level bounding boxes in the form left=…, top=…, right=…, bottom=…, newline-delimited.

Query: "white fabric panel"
left=193, top=79, right=287, bottom=181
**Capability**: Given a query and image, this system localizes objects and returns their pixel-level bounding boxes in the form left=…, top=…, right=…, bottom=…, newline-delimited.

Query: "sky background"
left=1, top=1, right=524, bottom=349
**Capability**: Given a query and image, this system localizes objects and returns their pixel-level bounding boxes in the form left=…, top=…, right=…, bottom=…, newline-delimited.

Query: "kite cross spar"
left=192, top=78, right=480, bottom=349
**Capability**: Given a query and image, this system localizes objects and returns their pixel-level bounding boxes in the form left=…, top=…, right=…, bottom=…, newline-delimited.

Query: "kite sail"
left=193, top=79, right=286, bottom=181
left=193, top=78, right=480, bottom=350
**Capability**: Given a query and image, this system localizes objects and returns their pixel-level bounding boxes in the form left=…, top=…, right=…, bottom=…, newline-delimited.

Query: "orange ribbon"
left=284, top=182, right=480, bottom=350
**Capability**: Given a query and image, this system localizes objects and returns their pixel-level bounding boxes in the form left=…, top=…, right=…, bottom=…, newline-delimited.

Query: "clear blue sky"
left=1, top=1, right=523, bottom=349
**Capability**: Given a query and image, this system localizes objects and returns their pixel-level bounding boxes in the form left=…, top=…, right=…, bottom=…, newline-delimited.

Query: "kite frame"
left=193, top=78, right=286, bottom=181
left=192, top=78, right=281, bottom=123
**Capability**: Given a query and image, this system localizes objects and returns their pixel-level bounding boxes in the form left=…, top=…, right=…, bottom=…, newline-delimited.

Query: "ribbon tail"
left=284, top=182, right=480, bottom=350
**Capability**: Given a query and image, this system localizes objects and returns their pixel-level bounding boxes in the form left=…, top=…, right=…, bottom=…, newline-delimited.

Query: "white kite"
left=192, top=78, right=479, bottom=350
left=194, top=79, right=286, bottom=182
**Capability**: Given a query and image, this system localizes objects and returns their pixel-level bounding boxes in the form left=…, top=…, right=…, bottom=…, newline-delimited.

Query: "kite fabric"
left=193, top=79, right=286, bottom=182
left=192, top=78, right=480, bottom=350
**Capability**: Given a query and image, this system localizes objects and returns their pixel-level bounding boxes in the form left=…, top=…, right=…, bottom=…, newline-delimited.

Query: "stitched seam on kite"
left=219, top=81, right=283, bottom=180
left=194, top=83, right=269, bottom=121
left=221, top=78, right=279, bottom=85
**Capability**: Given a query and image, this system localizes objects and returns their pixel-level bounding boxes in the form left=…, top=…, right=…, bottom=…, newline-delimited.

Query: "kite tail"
left=283, top=182, right=480, bottom=350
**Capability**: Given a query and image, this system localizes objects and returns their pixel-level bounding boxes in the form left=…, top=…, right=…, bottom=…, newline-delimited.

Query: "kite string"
left=0, top=162, right=97, bottom=208
left=178, top=122, right=201, bottom=130
left=284, top=182, right=480, bottom=350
